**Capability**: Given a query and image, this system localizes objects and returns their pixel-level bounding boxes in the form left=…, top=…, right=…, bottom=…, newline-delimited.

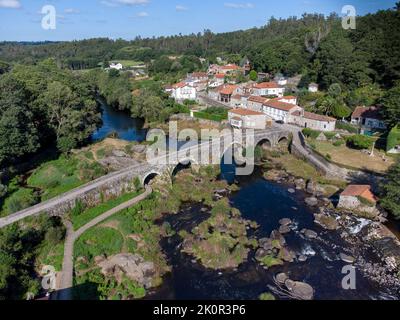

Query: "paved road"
left=57, top=185, right=152, bottom=300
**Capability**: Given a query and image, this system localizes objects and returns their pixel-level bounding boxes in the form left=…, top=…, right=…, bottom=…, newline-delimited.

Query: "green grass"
left=1, top=188, right=39, bottom=216
left=27, top=156, right=84, bottom=201
left=37, top=242, right=65, bottom=271
left=75, top=227, right=124, bottom=265
left=72, top=190, right=143, bottom=230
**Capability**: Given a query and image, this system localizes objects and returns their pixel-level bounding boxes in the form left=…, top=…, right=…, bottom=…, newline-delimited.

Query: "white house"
left=351, top=106, right=386, bottom=132
left=262, top=99, right=302, bottom=123
left=278, top=96, right=297, bottom=105
left=253, top=82, right=284, bottom=98
left=171, top=82, right=197, bottom=100
left=109, top=63, right=123, bottom=70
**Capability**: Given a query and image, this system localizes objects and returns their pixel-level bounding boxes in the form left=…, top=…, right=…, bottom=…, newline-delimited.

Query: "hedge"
left=387, top=126, right=400, bottom=152
left=302, top=128, right=321, bottom=139
left=346, top=134, right=375, bottom=150
left=195, top=112, right=227, bottom=122
left=336, top=121, right=359, bottom=134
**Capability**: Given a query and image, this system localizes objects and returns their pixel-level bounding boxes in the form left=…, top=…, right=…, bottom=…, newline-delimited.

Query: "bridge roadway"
left=0, top=128, right=289, bottom=229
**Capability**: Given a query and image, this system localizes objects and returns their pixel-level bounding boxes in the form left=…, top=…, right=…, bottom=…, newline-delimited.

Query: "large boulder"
left=284, top=279, right=314, bottom=300
left=305, top=197, right=319, bottom=207
left=97, top=253, right=156, bottom=289
left=314, top=213, right=339, bottom=230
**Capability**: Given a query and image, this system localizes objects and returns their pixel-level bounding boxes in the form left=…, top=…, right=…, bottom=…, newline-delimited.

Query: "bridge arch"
left=142, top=170, right=162, bottom=186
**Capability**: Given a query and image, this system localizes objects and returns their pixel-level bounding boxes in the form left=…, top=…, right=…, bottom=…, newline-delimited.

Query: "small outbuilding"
left=338, top=185, right=379, bottom=216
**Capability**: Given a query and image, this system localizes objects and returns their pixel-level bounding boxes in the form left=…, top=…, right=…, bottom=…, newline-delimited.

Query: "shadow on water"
left=92, top=99, right=147, bottom=142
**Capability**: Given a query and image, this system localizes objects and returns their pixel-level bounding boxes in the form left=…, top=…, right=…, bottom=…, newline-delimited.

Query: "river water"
left=94, top=103, right=399, bottom=300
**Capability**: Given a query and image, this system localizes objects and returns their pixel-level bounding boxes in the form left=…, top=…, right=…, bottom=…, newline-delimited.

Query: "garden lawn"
left=27, top=157, right=85, bottom=201
left=313, top=141, right=394, bottom=174
left=72, top=190, right=143, bottom=230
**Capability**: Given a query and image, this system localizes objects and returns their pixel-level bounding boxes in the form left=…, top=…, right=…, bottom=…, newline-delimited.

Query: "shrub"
left=336, top=121, right=359, bottom=134
left=324, top=132, right=336, bottom=140
left=302, top=128, right=320, bottom=139
left=387, top=126, right=400, bottom=152
left=346, top=135, right=374, bottom=150
left=333, top=140, right=344, bottom=147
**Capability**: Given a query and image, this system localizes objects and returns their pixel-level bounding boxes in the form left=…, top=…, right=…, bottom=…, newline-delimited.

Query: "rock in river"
left=305, top=197, right=319, bottom=207
left=340, top=253, right=356, bottom=264
left=302, top=229, right=318, bottom=239
left=284, top=279, right=315, bottom=300
left=279, top=218, right=293, bottom=226
left=314, top=213, right=339, bottom=230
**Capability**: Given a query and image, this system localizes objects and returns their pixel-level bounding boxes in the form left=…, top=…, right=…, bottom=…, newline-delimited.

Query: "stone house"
left=289, top=110, right=337, bottom=132
left=338, top=185, right=379, bottom=215
left=246, top=95, right=268, bottom=112
left=351, top=106, right=387, bottom=132
left=228, top=108, right=271, bottom=130
left=308, top=83, right=319, bottom=93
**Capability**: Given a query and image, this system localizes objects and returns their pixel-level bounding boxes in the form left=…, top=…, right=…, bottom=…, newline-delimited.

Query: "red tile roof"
left=254, top=82, right=282, bottom=89
left=221, top=64, right=241, bottom=70
left=248, top=96, right=268, bottom=104
left=229, top=108, right=266, bottom=116
left=190, top=72, right=208, bottom=78
left=173, top=81, right=190, bottom=89
left=303, top=111, right=336, bottom=122
left=215, top=73, right=225, bottom=79
left=341, top=185, right=377, bottom=203
left=352, top=106, right=383, bottom=120
left=263, top=99, right=298, bottom=112
left=219, top=84, right=238, bottom=95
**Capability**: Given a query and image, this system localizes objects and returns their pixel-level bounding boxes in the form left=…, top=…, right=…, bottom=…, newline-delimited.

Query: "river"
left=94, top=102, right=399, bottom=300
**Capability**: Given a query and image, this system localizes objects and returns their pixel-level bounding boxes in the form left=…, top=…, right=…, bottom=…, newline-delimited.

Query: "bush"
left=346, top=135, right=374, bottom=150
left=333, top=140, right=344, bottom=147
left=387, top=126, right=400, bottom=152
left=195, top=107, right=228, bottom=122
left=336, top=121, right=359, bottom=134
left=302, top=128, right=320, bottom=139
left=324, top=132, right=336, bottom=140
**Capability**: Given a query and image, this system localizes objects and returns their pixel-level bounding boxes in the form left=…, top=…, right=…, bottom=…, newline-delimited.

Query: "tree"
left=380, top=159, right=400, bottom=219
left=0, top=75, right=40, bottom=166
left=249, top=70, right=258, bottom=81
left=380, top=83, right=400, bottom=128
left=40, top=81, right=100, bottom=153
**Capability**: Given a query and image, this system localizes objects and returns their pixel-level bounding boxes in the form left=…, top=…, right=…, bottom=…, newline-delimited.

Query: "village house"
left=289, top=110, right=337, bottom=132
left=351, top=106, right=387, bottom=132
left=209, top=74, right=225, bottom=88
left=187, top=72, right=208, bottom=83
left=308, top=83, right=319, bottom=93
left=262, top=98, right=302, bottom=123
left=208, top=64, right=244, bottom=76
left=208, top=84, right=239, bottom=103
left=228, top=108, right=271, bottom=130
left=109, top=62, right=123, bottom=70
left=253, top=82, right=285, bottom=98
left=170, top=82, right=197, bottom=101
left=247, top=96, right=268, bottom=112
left=338, top=185, right=379, bottom=216
left=230, top=94, right=249, bottom=108
left=279, top=96, right=298, bottom=105
left=274, top=74, right=288, bottom=86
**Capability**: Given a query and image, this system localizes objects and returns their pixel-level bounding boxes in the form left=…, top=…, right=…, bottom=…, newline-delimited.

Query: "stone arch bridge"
left=0, top=128, right=290, bottom=228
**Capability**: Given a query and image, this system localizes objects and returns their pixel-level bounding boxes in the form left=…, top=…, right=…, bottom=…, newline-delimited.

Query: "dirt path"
left=56, top=186, right=152, bottom=300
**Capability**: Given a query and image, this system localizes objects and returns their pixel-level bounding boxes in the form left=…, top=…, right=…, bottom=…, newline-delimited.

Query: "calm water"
left=92, top=100, right=147, bottom=142
left=149, top=167, right=398, bottom=300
